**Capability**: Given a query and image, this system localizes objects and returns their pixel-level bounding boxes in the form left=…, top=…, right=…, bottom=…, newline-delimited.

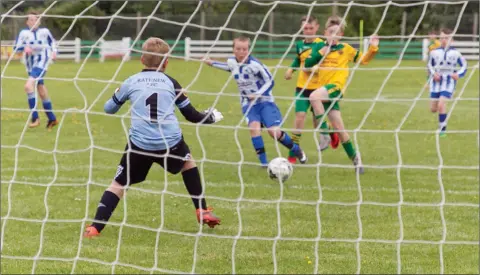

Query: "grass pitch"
left=1, top=58, right=478, bottom=274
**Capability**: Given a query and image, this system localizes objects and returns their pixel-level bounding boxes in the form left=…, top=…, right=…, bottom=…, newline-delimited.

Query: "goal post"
left=1, top=1, right=479, bottom=274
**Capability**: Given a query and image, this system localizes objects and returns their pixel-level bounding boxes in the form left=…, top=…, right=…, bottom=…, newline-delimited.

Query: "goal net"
left=1, top=0, right=478, bottom=274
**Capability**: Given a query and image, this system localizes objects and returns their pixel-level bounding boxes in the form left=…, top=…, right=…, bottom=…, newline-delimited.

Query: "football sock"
left=342, top=140, right=357, bottom=160
left=182, top=167, right=207, bottom=210
left=251, top=136, right=268, bottom=165
left=27, top=92, right=39, bottom=121
left=439, top=113, right=447, bottom=131
left=42, top=98, right=56, bottom=121
left=288, top=133, right=301, bottom=157
left=278, top=131, right=300, bottom=154
left=92, top=190, right=120, bottom=232
left=315, top=114, right=329, bottom=134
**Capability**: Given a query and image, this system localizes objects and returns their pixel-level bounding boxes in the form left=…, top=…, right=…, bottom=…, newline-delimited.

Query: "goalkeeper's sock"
left=42, top=98, right=56, bottom=122
left=252, top=136, right=268, bottom=165
left=342, top=140, right=357, bottom=160
left=315, top=114, right=329, bottom=135
left=182, top=167, right=207, bottom=210
left=288, top=133, right=302, bottom=157
left=92, top=190, right=120, bottom=232
left=439, top=113, right=447, bottom=131
left=27, top=92, right=39, bottom=121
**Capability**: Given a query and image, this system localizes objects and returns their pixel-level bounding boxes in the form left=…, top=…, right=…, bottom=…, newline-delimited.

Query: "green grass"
left=1, top=58, right=479, bottom=274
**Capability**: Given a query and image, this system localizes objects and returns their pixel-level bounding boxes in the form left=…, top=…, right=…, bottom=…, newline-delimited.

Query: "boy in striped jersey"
left=14, top=11, right=58, bottom=130
left=284, top=15, right=340, bottom=164
left=205, top=36, right=307, bottom=167
left=428, top=28, right=467, bottom=136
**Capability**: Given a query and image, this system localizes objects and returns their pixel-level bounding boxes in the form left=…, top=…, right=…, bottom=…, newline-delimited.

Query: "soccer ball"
left=267, top=157, right=293, bottom=182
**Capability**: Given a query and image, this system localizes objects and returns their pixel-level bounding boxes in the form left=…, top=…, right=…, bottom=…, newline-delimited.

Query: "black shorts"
left=114, top=139, right=191, bottom=186
left=295, top=87, right=316, bottom=98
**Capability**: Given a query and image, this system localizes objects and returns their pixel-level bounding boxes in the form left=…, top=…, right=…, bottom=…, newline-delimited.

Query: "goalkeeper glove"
left=204, top=108, right=223, bottom=123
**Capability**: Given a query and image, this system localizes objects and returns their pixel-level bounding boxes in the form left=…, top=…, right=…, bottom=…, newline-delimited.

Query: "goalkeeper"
left=304, top=15, right=380, bottom=174
left=84, top=38, right=223, bottom=238
left=284, top=15, right=340, bottom=164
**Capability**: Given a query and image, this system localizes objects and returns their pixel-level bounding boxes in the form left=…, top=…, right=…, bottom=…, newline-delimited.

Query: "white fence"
left=184, top=37, right=362, bottom=59
left=1, top=37, right=478, bottom=62
left=184, top=37, right=233, bottom=60
left=0, top=38, right=131, bottom=63
left=422, top=39, right=479, bottom=61
left=1, top=38, right=82, bottom=62
left=185, top=37, right=480, bottom=61
left=99, top=37, right=131, bottom=62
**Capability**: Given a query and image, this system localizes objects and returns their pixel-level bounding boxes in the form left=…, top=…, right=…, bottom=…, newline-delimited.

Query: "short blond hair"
left=141, top=37, right=169, bottom=68
left=325, top=15, right=346, bottom=32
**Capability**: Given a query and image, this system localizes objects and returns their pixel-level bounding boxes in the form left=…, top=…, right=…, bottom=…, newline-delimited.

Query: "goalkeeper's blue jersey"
left=104, top=69, right=190, bottom=150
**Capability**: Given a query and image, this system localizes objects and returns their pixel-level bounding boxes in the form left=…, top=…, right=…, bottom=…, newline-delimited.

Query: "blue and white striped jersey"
left=211, top=56, right=275, bottom=107
left=104, top=70, right=190, bottom=151
left=14, top=28, right=57, bottom=72
left=428, top=47, right=467, bottom=93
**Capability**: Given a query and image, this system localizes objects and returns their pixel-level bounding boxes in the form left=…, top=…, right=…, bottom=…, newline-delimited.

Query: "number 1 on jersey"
left=145, top=93, right=158, bottom=123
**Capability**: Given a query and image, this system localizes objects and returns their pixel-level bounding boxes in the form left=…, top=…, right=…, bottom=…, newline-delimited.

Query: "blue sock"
left=251, top=136, right=268, bottom=165
left=439, top=113, right=447, bottom=131
left=42, top=99, right=56, bottom=121
left=27, top=92, right=39, bottom=121
left=278, top=131, right=300, bottom=154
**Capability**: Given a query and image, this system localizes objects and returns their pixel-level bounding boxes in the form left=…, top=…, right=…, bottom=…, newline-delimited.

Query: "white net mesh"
left=1, top=1, right=479, bottom=274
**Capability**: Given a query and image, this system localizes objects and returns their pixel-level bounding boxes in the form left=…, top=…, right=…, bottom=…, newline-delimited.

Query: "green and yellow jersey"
left=428, top=39, right=441, bottom=52
left=304, top=42, right=378, bottom=93
left=289, top=37, right=324, bottom=90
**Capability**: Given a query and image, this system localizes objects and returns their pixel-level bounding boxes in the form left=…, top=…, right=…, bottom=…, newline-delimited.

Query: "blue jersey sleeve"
left=45, top=29, right=57, bottom=53
left=427, top=51, right=436, bottom=75
left=211, top=61, right=231, bottom=72
left=104, top=80, right=130, bottom=114
left=456, top=55, right=467, bottom=78
left=13, top=30, right=27, bottom=52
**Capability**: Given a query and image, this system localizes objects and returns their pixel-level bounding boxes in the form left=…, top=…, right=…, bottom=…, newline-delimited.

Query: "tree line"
left=1, top=0, right=478, bottom=41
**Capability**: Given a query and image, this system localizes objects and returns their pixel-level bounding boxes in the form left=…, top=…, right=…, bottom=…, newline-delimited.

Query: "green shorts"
left=295, top=87, right=316, bottom=113
left=322, top=84, right=342, bottom=111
